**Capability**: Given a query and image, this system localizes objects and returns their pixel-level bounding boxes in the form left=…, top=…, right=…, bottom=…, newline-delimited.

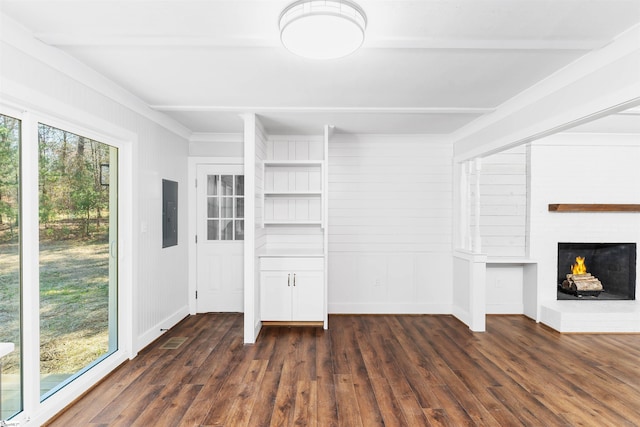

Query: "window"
left=206, top=174, right=244, bottom=240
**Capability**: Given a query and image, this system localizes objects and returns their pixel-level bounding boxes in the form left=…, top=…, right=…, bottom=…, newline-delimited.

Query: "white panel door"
left=196, top=164, right=244, bottom=312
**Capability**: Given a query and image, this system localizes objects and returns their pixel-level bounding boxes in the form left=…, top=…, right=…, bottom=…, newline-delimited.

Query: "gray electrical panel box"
left=162, top=179, right=178, bottom=248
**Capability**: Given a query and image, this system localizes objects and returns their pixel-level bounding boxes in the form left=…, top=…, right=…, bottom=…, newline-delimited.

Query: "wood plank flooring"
left=46, top=314, right=640, bottom=426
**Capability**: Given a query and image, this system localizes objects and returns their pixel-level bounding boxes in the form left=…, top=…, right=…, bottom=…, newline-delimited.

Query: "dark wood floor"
left=46, top=313, right=640, bottom=426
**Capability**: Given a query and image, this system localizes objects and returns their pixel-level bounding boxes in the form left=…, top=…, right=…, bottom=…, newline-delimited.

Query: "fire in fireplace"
left=557, top=243, right=637, bottom=300
left=560, top=256, right=604, bottom=296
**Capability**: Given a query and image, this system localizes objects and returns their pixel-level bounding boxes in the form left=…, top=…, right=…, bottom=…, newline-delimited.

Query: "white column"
left=473, top=158, right=482, bottom=254
left=241, top=113, right=257, bottom=343
left=459, top=161, right=472, bottom=251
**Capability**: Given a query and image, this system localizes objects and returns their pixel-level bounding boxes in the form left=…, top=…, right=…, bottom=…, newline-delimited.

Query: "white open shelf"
left=263, top=156, right=324, bottom=227
left=264, top=160, right=323, bottom=167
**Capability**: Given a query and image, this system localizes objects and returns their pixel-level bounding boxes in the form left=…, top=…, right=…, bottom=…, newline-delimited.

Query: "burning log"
left=563, top=273, right=603, bottom=292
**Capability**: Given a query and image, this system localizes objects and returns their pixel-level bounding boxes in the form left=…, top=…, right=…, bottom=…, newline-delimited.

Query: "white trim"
left=135, top=306, right=190, bottom=351
left=35, top=33, right=603, bottom=52
left=21, top=111, right=41, bottom=423
left=0, top=12, right=191, bottom=140
left=328, top=303, right=452, bottom=314
left=486, top=303, right=524, bottom=315
left=152, top=105, right=495, bottom=115
left=30, top=351, right=130, bottom=426
left=190, top=133, right=244, bottom=143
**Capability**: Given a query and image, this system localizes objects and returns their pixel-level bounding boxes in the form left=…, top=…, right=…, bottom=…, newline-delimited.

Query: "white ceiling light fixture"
left=279, top=0, right=367, bottom=60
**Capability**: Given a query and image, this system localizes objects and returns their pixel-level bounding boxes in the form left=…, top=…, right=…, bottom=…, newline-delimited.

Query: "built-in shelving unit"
left=259, top=130, right=330, bottom=329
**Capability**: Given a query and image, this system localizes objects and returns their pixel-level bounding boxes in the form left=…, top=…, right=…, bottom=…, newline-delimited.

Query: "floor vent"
left=159, top=337, right=188, bottom=350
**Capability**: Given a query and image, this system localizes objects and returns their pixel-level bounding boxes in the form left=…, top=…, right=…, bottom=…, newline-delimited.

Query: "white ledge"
left=487, top=257, right=537, bottom=264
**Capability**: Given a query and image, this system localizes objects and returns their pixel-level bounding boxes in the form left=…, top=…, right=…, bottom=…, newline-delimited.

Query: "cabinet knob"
left=293, top=273, right=296, bottom=286
left=288, top=273, right=291, bottom=287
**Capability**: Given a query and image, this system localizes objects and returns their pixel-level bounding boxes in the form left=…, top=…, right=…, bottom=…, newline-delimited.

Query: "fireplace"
left=557, top=243, right=636, bottom=300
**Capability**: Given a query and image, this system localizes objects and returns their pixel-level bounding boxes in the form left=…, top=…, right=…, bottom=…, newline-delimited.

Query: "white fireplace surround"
left=454, top=134, right=640, bottom=333
left=528, top=134, right=640, bottom=332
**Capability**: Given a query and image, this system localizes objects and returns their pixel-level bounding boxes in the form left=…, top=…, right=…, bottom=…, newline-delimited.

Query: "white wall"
left=327, top=134, right=453, bottom=313
left=528, top=133, right=640, bottom=318
left=189, top=134, right=243, bottom=157
left=1, top=26, right=190, bottom=352
left=479, top=145, right=527, bottom=257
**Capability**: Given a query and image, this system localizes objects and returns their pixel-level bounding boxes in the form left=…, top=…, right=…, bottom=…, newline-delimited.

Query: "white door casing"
left=196, top=164, right=244, bottom=312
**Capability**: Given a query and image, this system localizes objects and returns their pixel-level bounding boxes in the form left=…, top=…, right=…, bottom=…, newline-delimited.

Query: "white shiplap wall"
left=478, top=145, right=528, bottom=257
left=328, top=134, right=453, bottom=313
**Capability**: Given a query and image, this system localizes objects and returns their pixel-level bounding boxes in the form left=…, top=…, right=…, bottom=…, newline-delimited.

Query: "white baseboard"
left=486, top=303, right=524, bottom=315
left=452, top=305, right=471, bottom=327
left=328, top=302, right=452, bottom=314
left=135, top=305, right=190, bottom=352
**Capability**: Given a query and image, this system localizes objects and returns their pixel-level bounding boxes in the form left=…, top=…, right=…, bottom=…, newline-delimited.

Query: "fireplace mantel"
left=548, top=204, right=640, bottom=212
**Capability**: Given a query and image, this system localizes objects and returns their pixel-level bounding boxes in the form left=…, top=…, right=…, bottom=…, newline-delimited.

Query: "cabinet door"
left=260, top=271, right=293, bottom=321
left=292, top=271, right=324, bottom=321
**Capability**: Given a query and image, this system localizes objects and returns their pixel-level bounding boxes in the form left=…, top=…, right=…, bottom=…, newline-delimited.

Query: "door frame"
left=187, top=156, right=244, bottom=314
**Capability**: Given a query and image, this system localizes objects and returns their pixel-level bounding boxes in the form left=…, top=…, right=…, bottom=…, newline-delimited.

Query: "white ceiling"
left=1, top=0, right=639, bottom=135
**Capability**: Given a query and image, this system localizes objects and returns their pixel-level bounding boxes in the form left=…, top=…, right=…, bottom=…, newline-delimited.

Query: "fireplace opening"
left=557, top=243, right=636, bottom=300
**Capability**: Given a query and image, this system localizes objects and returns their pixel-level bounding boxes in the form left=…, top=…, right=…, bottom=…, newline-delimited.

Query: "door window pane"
left=207, top=220, right=219, bottom=240
left=0, top=114, right=21, bottom=419
left=235, top=198, right=244, bottom=218
left=207, top=175, right=218, bottom=196
left=220, top=175, right=233, bottom=195
left=221, top=219, right=233, bottom=240
left=235, top=176, right=244, bottom=196
left=235, top=220, right=244, bottom=240
left=220, top=197, right=233, bottom=218
left=38, top=123, right=118, bottom=400
left=207, top=197, right=219, bottom=218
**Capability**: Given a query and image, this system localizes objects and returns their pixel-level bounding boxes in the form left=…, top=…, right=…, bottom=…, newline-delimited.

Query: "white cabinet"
left=260, top=257, right=324, bottom=322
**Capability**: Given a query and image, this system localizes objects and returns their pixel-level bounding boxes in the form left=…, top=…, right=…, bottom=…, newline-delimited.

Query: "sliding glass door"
left=0, top=107, right=124, bottom=424
left=0, top=114, right=22, bottom=420
left=38, top=123, right=118, bottom=399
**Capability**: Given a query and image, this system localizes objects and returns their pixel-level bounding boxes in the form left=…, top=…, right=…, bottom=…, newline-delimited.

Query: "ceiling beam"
left=149, top=106, right=495, bottom=114
left=452, top=24, right=640, bottom=161
left=35, top=33, right=603, bottom=51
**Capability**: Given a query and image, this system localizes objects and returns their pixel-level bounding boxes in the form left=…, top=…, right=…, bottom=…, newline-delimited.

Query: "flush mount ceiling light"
left=279, top=0, right=367, bottom=60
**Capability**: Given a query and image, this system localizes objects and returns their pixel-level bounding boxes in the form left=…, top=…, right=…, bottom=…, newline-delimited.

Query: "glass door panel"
left=38, top=123, right=118, bottom=400
left=0, top=114, right=22, bottom=420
